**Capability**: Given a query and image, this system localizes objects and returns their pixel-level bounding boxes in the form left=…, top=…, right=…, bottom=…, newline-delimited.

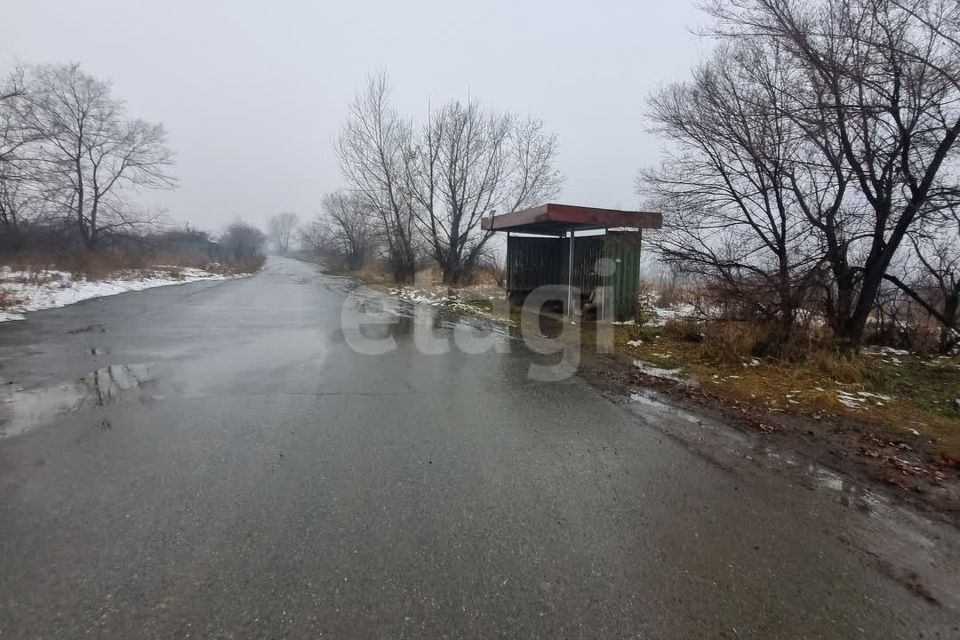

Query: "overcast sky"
left=3, top=0, right=709, bottom=233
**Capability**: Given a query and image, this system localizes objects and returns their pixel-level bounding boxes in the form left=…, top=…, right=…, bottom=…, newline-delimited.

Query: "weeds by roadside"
left=615, top=319, right=960, bottom=463
left=0, top=286, right=21, bottom=311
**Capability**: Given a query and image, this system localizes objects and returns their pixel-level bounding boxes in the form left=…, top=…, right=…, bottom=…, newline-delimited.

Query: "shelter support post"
left=601, top=226, right=608, bottom=322
left=505, top=231, right=511, bottom=293
left=567, top=225, right=575, bottom=321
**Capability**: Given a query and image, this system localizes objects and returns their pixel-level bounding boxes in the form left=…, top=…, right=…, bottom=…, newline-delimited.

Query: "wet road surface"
left=0, top=257, right=958, bottom=639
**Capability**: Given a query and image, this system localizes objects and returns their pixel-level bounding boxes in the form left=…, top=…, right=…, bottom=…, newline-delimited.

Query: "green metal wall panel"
left=603, top=231, right=643, bottom=322
left=507, top=235, right=604, bottom=294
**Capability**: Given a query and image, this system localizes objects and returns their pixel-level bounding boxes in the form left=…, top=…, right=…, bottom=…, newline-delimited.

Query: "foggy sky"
left=3, top=0, right=708, bottom=233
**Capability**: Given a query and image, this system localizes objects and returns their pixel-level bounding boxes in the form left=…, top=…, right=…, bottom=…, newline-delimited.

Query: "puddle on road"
left=0, top=364, right=153, bottom=438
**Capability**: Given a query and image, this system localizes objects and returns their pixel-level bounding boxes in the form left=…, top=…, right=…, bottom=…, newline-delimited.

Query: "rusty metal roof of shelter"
left=481, top=203, right=662, bottom=236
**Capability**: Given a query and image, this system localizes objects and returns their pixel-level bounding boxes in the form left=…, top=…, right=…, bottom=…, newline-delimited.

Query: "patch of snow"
left=626, top=339, right=644, bottom=347
left=633, top=359, right=688, bottom=382
left=864, top=346, right=910, bottom=357
left=856, top=391, right=892, bottom=401
left=836, top=389, right=892, bottom=410
left=836, top=391, right=865, bottom=409
left=640, top=302, right=700, bottom=327
left=0, top=267, right=235, bottom=322
left=387, top=286, right=509, bottom=323
left=611, top=319, right=636, bottom=326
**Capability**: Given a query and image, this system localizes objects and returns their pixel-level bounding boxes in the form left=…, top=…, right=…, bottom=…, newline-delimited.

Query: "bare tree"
left=883, top=209, right=960, bottom=351
left=0, top=160, right=43, bottom=250
left=706, top=0, right=960, bottom=348
left=268, top=211, right=299, bottom=254
left=641, top=42, right=818, bottom=334
left=319, top=191, right=376, bottom=269
left=0, top=66, right=39, bottom=249
left=220, top=220, right=266, bottom=263
left=20, top=63, right=175, bottom=250
left=298, top=217, right=333, bottom=255
left=0, top=67, right=26, bottom=163
left=407, top=100, right=562, bottom=284
left=335, top=72, right=417, bottom=283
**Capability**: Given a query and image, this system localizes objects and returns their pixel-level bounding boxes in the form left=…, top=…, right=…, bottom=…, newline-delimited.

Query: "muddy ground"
left=577, top=343, right=960, bottom=521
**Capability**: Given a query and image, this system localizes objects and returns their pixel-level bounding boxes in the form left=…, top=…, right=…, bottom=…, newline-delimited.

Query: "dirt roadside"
left=576, top=341, right=960, bottom=522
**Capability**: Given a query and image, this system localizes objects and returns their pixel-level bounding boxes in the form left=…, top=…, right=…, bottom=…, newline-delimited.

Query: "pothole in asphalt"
left=0, top=364, right=154, bottom=438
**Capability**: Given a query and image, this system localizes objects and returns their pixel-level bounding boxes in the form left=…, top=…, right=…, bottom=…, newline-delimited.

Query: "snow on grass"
left=649, top=303, right=698, bottom=326
left=387, top=286, right=512, bottom=324
left=836, top=389, right=893, bottom=410
left=0, top=266, right=236, bottom=322
left=864, top=346, right=911, bottom=357
left=388, top=287, right=477, bottom=313
left=632, top=359, right=689, bottom=383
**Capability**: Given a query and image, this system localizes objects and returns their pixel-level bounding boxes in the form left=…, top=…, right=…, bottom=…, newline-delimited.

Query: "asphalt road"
left=0, top=257, right=957, bottom=639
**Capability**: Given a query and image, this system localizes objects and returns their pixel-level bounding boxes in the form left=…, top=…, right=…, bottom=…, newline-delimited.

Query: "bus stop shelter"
left=481, top=203, right=663, bottom=322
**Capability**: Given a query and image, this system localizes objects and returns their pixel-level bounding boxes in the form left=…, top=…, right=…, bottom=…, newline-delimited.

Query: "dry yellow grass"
left=0, top=249, right=260, bottom=280
left=616, top=322, right=960, bottom=460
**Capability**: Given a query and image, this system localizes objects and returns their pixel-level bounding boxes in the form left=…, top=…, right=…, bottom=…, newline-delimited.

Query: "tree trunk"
left=838, top=268, right=887, bottom=349
left=442, top=254, right=461, bottom=286
left=939, top=293, right=959, bottom=353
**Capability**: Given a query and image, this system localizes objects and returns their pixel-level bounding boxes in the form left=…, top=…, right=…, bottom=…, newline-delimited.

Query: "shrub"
left=0, top=286, right=20, bottom=311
